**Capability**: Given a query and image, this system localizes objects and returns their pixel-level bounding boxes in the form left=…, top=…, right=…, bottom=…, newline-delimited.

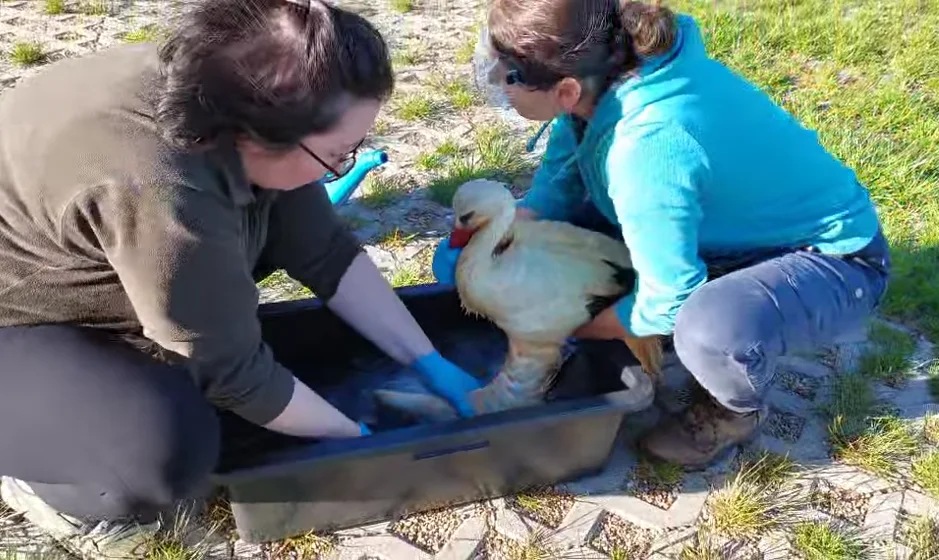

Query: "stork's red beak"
left=449, top=227, right=476, bottom=248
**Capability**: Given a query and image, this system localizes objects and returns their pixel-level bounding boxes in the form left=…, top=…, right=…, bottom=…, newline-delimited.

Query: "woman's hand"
left=326, top=252, right=480, bottom=415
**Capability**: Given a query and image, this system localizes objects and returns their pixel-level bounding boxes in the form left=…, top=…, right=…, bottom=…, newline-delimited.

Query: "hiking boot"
left=1, top=476, right=160, bottom=559
left=638, top=396, right=768, bottom=470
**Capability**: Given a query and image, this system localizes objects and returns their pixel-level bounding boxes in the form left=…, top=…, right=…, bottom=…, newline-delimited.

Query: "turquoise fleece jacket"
left=519, top=14, right=881, bottom=338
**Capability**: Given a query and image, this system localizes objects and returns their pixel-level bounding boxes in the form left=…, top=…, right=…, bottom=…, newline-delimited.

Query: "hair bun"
left=618, top=0, right=676, bottom=57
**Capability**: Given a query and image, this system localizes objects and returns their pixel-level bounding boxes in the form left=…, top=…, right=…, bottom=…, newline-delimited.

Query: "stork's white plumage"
left=375, top=179, right=661, bottom=421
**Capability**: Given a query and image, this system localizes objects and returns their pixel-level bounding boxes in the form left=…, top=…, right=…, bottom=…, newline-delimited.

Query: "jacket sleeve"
left=60, top=182, right=296, bottom=426
left=517, top=116, right=586, bottom=221
left=260, top=181, right=363, bottom=301
left=597, top=122, right=711, bottom=337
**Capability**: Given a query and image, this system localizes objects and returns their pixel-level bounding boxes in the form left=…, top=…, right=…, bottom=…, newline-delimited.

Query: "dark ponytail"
left=487, top=0, right=676, bottom=93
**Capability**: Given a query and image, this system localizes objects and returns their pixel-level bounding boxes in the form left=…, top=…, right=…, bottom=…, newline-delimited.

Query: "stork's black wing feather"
left=586, top=259, right=637, bottom=319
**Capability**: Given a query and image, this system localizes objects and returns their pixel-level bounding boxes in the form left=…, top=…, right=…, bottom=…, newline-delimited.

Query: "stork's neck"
left=464, top=205, right=515, bottom=263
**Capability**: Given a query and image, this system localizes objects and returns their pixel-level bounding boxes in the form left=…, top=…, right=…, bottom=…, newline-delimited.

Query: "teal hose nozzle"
left=324, top=150, right=389, bottom=206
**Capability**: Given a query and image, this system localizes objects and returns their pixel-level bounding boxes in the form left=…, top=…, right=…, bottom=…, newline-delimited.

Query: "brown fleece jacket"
left=0, top=43, right=363, bottom=425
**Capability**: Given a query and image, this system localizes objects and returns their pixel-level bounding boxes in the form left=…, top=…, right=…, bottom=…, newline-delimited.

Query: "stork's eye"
left=459, top=211, right=475, bottom=225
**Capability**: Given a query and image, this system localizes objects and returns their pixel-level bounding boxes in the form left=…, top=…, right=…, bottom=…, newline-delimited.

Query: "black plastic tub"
left=211, top=283, right=653, bottom=544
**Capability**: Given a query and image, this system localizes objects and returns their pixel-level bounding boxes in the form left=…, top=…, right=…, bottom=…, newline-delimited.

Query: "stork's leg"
left=469, top=338, right=562, bottom=414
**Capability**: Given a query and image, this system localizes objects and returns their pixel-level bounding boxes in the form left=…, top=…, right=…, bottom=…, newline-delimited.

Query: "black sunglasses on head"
left=298, top=138, right=365, bottom=183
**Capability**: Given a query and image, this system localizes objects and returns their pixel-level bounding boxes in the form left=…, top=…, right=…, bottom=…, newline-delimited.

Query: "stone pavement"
left=3, top=0, right=939, bottom=559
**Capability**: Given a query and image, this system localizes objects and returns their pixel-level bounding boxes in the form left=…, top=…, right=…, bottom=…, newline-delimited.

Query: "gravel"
left=505, top=487, right=576, bottom=529
left=777, top=369, right=822, bottom=401
left=765, top=408, right=807, bottom=443
left=588, top=510, right=657, bottom=558
left=812, top=482, right=871, bottom=526
left=389, top=506, right=468, bottom=553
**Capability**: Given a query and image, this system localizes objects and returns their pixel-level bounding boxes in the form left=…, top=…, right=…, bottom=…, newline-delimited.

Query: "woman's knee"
left=672, top=275, right=786, bottom=407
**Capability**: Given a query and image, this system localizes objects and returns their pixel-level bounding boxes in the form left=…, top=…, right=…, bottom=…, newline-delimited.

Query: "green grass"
left=358, top=174, right=405, bottom=209
left=424, top=123, right=534, bottom=205
left=8, top=42, right=47, bottom=67
left=269, top=531, right=338, bottom=559
left=415, top=151, right=444, bottom=171
left=857, top=321, right=917, bottom=385
left=392, top=43, right=427, bottom=67
left=434, top=138, right=461, bottom=157
left=392, top=93, right=437, bottom=122
left=256, top=270, right=313, bottom=300
left=454, top=34, right=477, bottom=65
left=389, top=0, right=414, bottom=13
left=791, top=522, right=870, bottom=560
left=736, top=449, right=797, bottom=488
left=43, top=0, right=66, bottom=15
left=634, top=458, right=684, bottom=487
left=77, top=0, right=110, bottom=15
left=372, top=118, right=392, bottom=136
left=442, top=79, right=479, bottom=110
left=703, top=457, right=808, bottom=540
left=912, top=451, right=939, bottom=498
left=389, top=262, right=431, bottom=287
left=829, top=414, right=918, bottom=478
left=902, top=514, right=939, bottom=560
left=662, top=0, right=939, bottom=339
left=123, top=26, right=163, bottom=44
left=928, top=361, right=939, bottom=401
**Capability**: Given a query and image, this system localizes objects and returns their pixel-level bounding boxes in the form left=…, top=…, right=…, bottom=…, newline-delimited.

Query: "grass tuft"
left=454, top=35, right=477, bottom=65
left=415, top=151, right=444, bottom=171
left=912, top=451, right=939, bottom=498
left=703, top=456, right=807, bottom=540
left=372, top=118, right=392, bottom=136
left=269, top=530, right=338, bottom=559
left=358, top=174, right=405, bottom=209
left=829, top=414, right=918, bottom=478
left=389, top=0, right=414, bottom=13
left=78, top=0, right=110, bottom=15
left=123, top=26, right=163, bottom=44
left=790, top=522, right=869, bottom=560
left=8, top=42, right=48, bottom=67
left=426, top=158, right=491, bottom=206
left=928, top=361, right=939, bottom=402
left=392, top=93, right=437, bottom=122
left=924, top=412, right=939, bottom=445
left=902, top=514, right=939, bottom=560
left=43, top=0, right=66, bottom=15
left=736, top=449, right=797, bottom=488
left=441, top=79, right=479, bottom=110
left=389, top=262, right=432, bottom=288
left=392, top=42, right=427, bottom=67
left=424, top=124, right=533, bottom=206
left=377, top=227, right=417, bottom=250
left=857, top=322, right=916, bottom=386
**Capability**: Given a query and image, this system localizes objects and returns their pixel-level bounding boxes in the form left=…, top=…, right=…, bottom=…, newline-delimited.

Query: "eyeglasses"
left=299, top=138, right=364, bottom=183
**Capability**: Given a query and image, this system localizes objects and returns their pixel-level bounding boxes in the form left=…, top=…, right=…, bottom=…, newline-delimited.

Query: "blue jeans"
left=569, top=201, right=891, bottom=413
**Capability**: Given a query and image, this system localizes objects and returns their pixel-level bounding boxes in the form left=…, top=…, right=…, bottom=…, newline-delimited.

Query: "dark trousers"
left=0, top=262, right=291, bottom=523
left=569, top=201, right=891, bottom=413
left=0, top=325, right=221, bottom=523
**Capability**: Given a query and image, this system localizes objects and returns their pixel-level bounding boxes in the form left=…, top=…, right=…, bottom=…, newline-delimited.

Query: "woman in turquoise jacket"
left=434, top=0, right=890, bottom=469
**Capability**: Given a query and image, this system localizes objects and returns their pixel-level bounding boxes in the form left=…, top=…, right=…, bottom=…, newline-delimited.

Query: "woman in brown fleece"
left=0, top=0, right=480, bottom=556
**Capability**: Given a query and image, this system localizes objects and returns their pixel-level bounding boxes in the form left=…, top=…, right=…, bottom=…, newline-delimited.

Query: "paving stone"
left=588, top=472, right=710, bottom=529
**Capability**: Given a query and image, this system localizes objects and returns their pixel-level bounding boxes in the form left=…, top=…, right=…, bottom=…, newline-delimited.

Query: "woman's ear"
left=553, top=77, right=584, bottom=112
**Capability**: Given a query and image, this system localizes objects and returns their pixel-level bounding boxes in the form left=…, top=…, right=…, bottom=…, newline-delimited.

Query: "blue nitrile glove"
left=432, top=237, right=462, bottom=287
left=359, top=422, right=372, bottom=436
left=412, top=350, right=481, bottom=418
